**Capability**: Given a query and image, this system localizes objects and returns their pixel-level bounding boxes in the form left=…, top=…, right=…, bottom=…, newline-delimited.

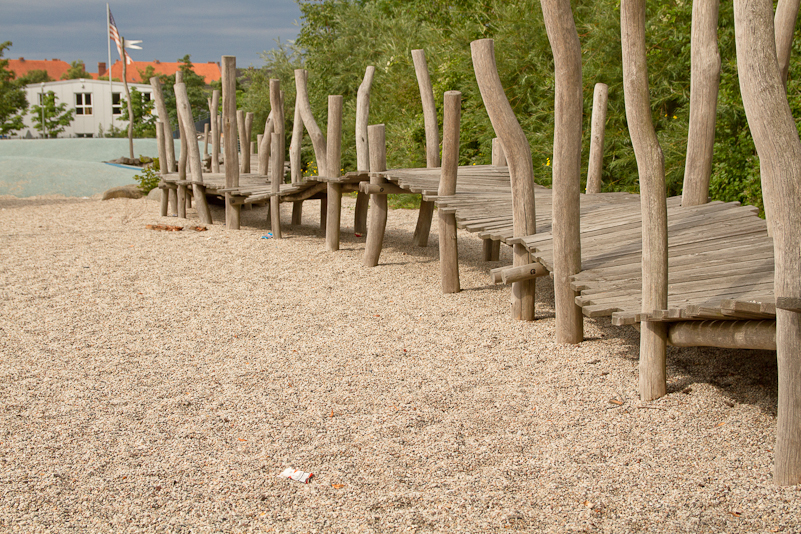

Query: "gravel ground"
left=0, top=194, right=799, bottom=533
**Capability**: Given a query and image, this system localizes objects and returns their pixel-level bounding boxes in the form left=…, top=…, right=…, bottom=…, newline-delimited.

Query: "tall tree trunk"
left=682, top=0, right=721, bottom=207
left=734, top=0, right=801, bottom=486
left=541, top=0, right=584, bottom=343
left=621, top=0, right=669, bottom=401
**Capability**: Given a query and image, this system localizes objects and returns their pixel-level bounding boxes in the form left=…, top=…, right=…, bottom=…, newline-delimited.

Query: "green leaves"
left=0, top=41, right=28, bottom=135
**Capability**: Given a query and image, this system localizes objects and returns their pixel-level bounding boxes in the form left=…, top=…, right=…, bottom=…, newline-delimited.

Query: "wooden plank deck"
left=380, top=164, right=776, bottom=329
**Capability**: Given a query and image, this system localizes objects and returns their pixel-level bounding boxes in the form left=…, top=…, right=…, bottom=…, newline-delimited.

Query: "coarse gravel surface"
left=0, top=194, right=799, bottom=533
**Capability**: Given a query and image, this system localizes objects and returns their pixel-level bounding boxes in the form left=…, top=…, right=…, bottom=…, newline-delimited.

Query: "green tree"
left=61, top=60, right=91, bottom=80
left=15, top=69, right=53, bottom=86
left=0, top=41, right=28, bottom=135
left=158, top=55, right=210, bottom=129
left=119, top=87, right=157, bottom=137
left=30, top=91, right=74, bottom=138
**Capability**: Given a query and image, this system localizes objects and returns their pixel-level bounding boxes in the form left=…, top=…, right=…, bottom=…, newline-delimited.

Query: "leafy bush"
left=132, top=156, right=160, bottom=194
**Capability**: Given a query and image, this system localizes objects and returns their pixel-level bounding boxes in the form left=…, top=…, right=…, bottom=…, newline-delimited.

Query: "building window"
left=75, top=93, right=92, bottom=115
left=112, top=92, right=121, bottom=115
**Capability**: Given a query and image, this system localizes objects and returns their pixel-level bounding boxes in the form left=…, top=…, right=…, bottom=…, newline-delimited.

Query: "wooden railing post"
left=542, top=0, right=584, bottom=344
left=149, top=76, right=176, bottom=173
left=326, top=95, right=344, bottom=251
left=203, top=122, right=210, bottom=157
left=210, top=90, right=220, bottom=173
left=270, top=79, right=285, bottom=238
left=237, top=109, right=247, bottom=173
left=621, top=0, right=669, bottom=400
left=471, top=39, right=537, bottom=321
left=439, top=91, right=461, bottom=293
left=586, top=82, right=608, bottom=194
left=290, top=79, right=304, bottom=225
left=174, top=82, right=212, bottom=224
left=364, top=125, right=388, bottom=267
left=411, top=49, right=439, bottom=248
left=258, top=111, right=274, bottom=176
left=294, top=69, right=328, bottom=178
left=222, top=56, right=240, bottom=230
left=155, top=120, right=169, bottom=216
left=354, top=66, right=376, bottom=235
left=482, top=138, right=505, bottom=261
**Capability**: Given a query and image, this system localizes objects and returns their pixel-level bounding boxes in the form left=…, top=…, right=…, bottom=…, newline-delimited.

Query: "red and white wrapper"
left=279, top=468, right=314, bottom=484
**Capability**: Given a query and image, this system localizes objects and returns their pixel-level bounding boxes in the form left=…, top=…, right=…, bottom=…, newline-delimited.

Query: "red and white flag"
left=108, top=9, right=132, bottom=65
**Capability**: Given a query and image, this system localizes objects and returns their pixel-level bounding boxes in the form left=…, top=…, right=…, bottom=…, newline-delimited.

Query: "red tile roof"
left=6, top=58, right=73, bottom=81
left=107, top=60, right=221, bottom=84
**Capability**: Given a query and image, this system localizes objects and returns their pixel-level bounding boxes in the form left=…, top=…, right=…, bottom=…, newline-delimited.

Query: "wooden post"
left=586, top=83, right=608, bottom=194
left=542, top=0, right=584, bottom=344
left=492, top=137, right=507, bottom=167
left=411, top=49, right=439, bottom=248
left=326, top=95, right=344, bottom=252
left=289, top=78, right=304, bottom=227
left=364, top=125, right=388, bottom=267
left=354, top=65, right=376, bottom=235
left=156, top=120, right=169, bottom=216
left=471, top=39, right=537, bottom=321
left=621, top=0, right=669, bottom=401
left=439, top=91, right=461, bottom=294
left=682, top=0, right=721, bottom=207
left=210, top=90, right=220, bottom=173
left=222, top=56, right=240, bottom=230
left=294, top=69, right=328, bottom=177
left=775, top=0, right=801, bottom=88
left=150, top=76, right=176, bottom=172
left=237, top=110, right=247, bottom=173
left=259, top=112, right=274, bottom=175
left=667, top=320, right=776, bottom=350
left=245, top=112, right=254, bottom=173
left=175, top=71, right=188, bottom=181
left=203, top=122, right=210, bottom=157
left=270, top=132, right=283, bottom=238
left=483, top=137, right=506, bottom=261
left=174, top=82, right=212, bottom=224
left=734, top=0, right=801, bottom=486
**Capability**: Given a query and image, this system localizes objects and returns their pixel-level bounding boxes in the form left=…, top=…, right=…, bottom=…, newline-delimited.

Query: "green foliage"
left=30, top=90, right=74, bottom=138
left=158, top=55, right=210, bottom=131
left=119, top=87, right=157, bottom=137
left=0, top=41, right=28, bottom=135
left=15, top=69, right=53, bottom=85
left=132, top=156, right=161, bottom=193
left=61, top=60, right=91, bottom=80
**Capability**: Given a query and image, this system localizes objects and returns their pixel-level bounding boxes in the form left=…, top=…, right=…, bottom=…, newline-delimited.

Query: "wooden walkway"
left=380, top=164, right=776, bottom=328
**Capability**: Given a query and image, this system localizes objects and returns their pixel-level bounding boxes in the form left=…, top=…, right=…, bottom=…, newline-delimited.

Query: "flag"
left=108, top=9, right=132, bottom=65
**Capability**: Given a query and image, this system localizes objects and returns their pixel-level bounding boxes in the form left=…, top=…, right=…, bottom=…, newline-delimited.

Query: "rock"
left=146, top=188, right=163, bottom=202
left=102, top=184, right=145, bottom=200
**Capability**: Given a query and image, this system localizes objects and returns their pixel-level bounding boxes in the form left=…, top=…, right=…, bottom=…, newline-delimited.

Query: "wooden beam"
left=667, top=320, right=776, bottom=350
left=358, top=182, right=406, bottom=195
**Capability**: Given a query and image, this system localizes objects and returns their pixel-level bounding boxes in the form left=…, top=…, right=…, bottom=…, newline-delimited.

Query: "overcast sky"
left=1, top=0, right=302, bottom=71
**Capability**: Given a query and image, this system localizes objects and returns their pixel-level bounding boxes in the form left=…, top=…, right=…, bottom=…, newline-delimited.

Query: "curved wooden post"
left=621, top=0, right=669, bottom=401
left=471, top=39, right=537, bottom=321
left=682, top=0, right=721, bottom=207
left=150, top=76, right=176, bottom=173
left=364, top=125, right=388, bottom=267
left=294, top=69, right=327, bottom=178
left=354, top=65, right=376, bottom=235
left=174, top=82, right=212, bottom=224
left=542, top=0, right=584, bottom=344
left=439, top=91, right=461, bottom=293
left=239, top=111, right=253, bottom=173
left=258, top=112, right=274, bottom=175
left=734, top=0, right=801, bottom=486
left=222, top=56, right=240, bottom=230
left=411, top=49, right=439, bottom=248
left=210, top=90, right=220, bottom=173
left=775, top=0, right=801, bottom=88
left=326, top=95, right=344, bottom=251
left=155, top=120, right=169, bottom=216
left=586, top=83, right=608, bottom=194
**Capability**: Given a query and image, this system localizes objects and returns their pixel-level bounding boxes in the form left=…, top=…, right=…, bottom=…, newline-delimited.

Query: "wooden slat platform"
left=380, top=164, right=776, bottom=329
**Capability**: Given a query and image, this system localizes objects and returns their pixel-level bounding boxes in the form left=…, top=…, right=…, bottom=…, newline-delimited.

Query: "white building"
left=15, top=78, right=155, bottom=139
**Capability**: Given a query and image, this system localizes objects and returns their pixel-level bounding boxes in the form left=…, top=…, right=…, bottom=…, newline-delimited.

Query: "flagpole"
left=107, top=3, right=113, bottom=137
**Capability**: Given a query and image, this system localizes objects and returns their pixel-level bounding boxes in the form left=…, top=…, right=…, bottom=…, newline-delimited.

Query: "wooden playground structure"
left=149, top=0, right=800, bottom=486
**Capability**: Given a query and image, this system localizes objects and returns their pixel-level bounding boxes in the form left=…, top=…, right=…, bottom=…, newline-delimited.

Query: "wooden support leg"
left=491, top=239, right=500, bottom=261
left=437, top=90, right=461, bottom=293
left=639, top=320, right=667, bottom=401
left=482, top=239, right=493, bottom=261
left=159, top=187, right=168, bottom=216
left=291, top=201, right=303, bottom=226
left=168, top=188, right=177, bottom=216
left=177, top=185, right=187, bottom=218
left=270, top=196, right=281, bottom=237
left=354, top=192, right=369, bottom=234
left=319, top=197, right=327, bottom=235
left=413, top=200, right=435, bottom=246
left=226, top=192, right=241, bottom=230
left=363, top=124, right=387, bottom=267
left=439, top=211, right=460, bottom=293
left=326, top=183, right=342, bottom=251
left=511, top=243, right=535, bottom=321
left=192, top=184, right=212, bottom=224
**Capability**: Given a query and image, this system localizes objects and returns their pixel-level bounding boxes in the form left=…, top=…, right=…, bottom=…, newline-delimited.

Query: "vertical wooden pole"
left=354, top=65, right=376, bottom=235
left=172, top=71, right=186, bottom=217
left=586, top=83, right=608, bottom=194
left=245, top=112, right=254, bottom=174
left=237, top=110, right=247, bottom=173
left=734, top=0, right=801, bottom=486
left=222, top=56, right=240, bottom=230
left=492, top=137, right=507, bottom=167
left=259, top=112, right=274, bottom=176
left=289, top=78, right=304, bottom=226
left=439, top=91, right=461, bottom=294
left=149, top=76, right=176, bottom=173
left=471, top=39, right=537, bottom=321
left=319, top=196, right=327, bottom=235
left=156, top=120, right=168, bottom=216
left=210, top=90, right=220, bottom=174
left=203, top=122, right=210, bottom=157
left=411, top=49, right=440, bottom=248
left=270, top=132, right=283, bottom=238
left=542, top=0, right=584, bottom=344
left=174, top=82, right=212, bottom=224
left=621, top=0, right=669, bottom=400
left=483, top=138, right=506, bottom=261
left=775, top=0, right=801, bottom=88
left=364, top=125, right=388, bottom=267
left=682, top=0, right=720, bottom=207
left=294, top=69, right=328, bottom=178
left=326, top=95, right=344, bottom=252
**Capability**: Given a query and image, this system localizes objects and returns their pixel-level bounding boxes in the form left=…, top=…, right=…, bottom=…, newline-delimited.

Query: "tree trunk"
left=734, top=0, right=801, bottom=486
left=621, top=0, right=669, bottom=401
left=541, top=0, right=584, bottom=344
left=682, top=0, right=721, bottom=207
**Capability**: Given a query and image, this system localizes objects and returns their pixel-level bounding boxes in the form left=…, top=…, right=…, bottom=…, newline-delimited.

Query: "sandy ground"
left=0, top=194, right=799, bottom=533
